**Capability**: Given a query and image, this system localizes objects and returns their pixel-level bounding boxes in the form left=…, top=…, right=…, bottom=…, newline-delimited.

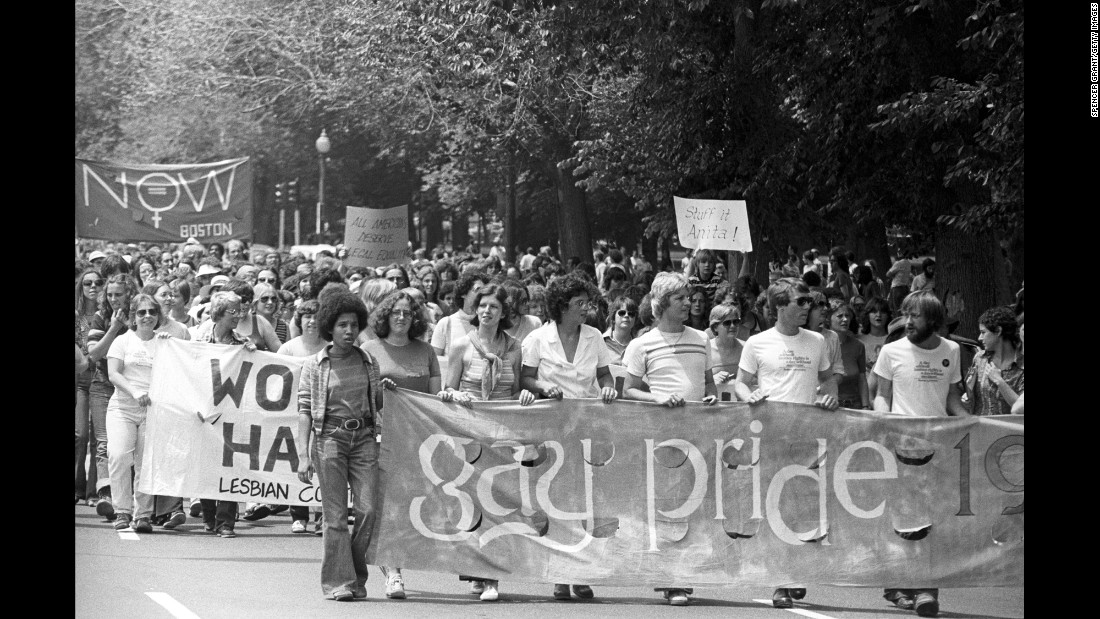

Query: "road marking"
left=146, top=592, right=201, bottom=619
left=751, top=600, right=839, bottom=619
left=117, top=529, right=139, bottom=541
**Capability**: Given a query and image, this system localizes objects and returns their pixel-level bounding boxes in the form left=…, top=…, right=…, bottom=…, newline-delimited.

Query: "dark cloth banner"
left=75, top=157, right=253, bottom=243
left=367, top=389, right=1023, bottom=587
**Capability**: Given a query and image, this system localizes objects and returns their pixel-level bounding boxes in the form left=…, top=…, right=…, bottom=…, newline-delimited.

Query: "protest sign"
left=673, top=197, right=752, bottom=252
left=368, top=390, right=1023, bottom=587
left=342, top=205, right=409, bottom=268
left=75, top=157, right=253, bottom=243
left=139, top=338, right=320, bottom=506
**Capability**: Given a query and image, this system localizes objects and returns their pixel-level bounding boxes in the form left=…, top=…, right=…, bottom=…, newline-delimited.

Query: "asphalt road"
left=75, top=504, right=1024, bottom=619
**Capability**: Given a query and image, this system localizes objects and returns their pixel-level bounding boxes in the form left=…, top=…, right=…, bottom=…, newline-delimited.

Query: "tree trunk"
left=642, top=233, right=658, bottom=268
left=503, top=161, right=518, bottom=265
left=423, top=201, right=444, bottom=252
left=935, top=224, right=1007, bottom=340
left=450, top=207, right=469, bottom=253
left=554, top=160, right=592, bottom=264
left=847, top=216, right=891, bottom=278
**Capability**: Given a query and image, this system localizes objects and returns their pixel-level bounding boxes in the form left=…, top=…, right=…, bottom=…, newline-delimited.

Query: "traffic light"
left=287, top=178, right=299, bottom=205
left=275, top=182, right=286, bottom=207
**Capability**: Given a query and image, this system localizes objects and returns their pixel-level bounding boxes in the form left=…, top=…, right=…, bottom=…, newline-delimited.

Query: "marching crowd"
left=74, top=238, right=1024, bottom=616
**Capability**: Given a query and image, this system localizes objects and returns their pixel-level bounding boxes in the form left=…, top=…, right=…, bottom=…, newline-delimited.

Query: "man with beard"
left=736, top=277, right=838, bottom=609
left=872, top=290, right=968, bottom=618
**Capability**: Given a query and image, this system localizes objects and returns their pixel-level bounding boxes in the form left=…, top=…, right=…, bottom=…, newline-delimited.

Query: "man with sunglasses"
left=736, top=277, right=838, bottom=610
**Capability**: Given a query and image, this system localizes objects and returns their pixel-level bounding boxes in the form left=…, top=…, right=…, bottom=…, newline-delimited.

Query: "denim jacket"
left=297, top=344, right=383, bottom=435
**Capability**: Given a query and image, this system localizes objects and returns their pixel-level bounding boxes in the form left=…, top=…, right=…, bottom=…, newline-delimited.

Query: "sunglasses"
left=257, top=277, right=277, bottom=284
left=83, top=279, right=106, bottom=287
left=258, top=296, right=277, bottom=303
left=793, top=297, right=814, bottom=307
left=224, top=308, right=241, bottom=316
left=615, top=309, right=637, bottom=318
left=135, top=308, right=160, bottom=317
left=720, top=319, right=741, bottom=328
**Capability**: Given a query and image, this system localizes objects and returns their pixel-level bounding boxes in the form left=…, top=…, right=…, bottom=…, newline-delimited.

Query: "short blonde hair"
left=650, top=272, right=690, bottom=319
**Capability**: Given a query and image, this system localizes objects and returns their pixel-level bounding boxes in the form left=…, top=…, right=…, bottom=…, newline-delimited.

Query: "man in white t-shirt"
left=873, top=290, right=968, bottom=618
left=736, top=277, right=838, bottom=609
left=621, top=271, right=719, bottom=607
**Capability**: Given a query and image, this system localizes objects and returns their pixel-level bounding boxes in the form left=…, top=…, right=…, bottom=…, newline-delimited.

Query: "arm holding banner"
left=107, top=356, right=151, bottom=407
left=815, top=369, right=840, bottom=411
left=873, top=376, right=893, bottom=412
left=947, top=382, right=970, bottom=417
left=438, top=340, right=473, bottom=406
left=295, top=357, right=317, bottom=483
left=595, top=365, right=618, bottom=403
left=734, top=369, right=768, bottom=404
left=623, top=372, right=683, bottom=407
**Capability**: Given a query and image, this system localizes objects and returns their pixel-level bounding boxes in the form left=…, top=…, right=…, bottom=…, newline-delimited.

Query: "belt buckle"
left=343, top=418, right=362, bottom=431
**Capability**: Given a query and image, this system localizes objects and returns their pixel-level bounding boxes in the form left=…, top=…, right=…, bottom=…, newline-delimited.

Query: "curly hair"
left=305, top=267, right=345, bottom=301
left=100, top=273, right=139, bottom=316
left=293, top=299, right=320, bottom=331
left=978, top=305, right=1020, bottom=348
left=468, top=283, right=513, bottom=331
left=370, top=291, right=429, bottom=340
left=545, top=273, right=599, bottom=323
left=317, top=288, right=369, bottom=341
left=454, top=270, right=490, bottom=308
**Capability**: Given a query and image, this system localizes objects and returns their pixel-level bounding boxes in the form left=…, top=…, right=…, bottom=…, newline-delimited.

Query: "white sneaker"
left=480, top=580, right=499, bottom=602
left=385, top=570, right=406, bottom=599
left=291, top=519, right=308, bottom=533
left=470, top=580, right=485, bottom=595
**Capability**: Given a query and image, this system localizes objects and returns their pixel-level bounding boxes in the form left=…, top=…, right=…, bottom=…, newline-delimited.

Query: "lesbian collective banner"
left=75, top=157, right=253, bottom=243
left=138, top=340, right=1023, bottom=586
left=138, top=338, right=319, bottom=506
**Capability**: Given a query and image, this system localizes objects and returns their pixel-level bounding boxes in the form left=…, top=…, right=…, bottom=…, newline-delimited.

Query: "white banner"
left=673, top=197, right=753, bottom=252
left=138, top=338, right=322, bottom=506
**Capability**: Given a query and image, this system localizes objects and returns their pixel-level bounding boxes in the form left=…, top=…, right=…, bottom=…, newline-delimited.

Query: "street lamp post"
left=315, top=129, right=331, bottom=241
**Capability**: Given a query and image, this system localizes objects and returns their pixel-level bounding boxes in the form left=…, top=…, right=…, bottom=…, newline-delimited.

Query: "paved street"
left=75, top=504, right=1024, bottom=619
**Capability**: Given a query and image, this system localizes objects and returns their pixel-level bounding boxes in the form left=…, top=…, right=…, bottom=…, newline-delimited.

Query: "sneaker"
left=667, top=589, right=690, bottom=606
left=772, top=588, right=793, bottom=609
left=86, top=498, right=98, bottom=507
left=204, top=522, right=216, bottom=533
left=291, top=519, right=308, bottom=533
left=553, top=583, right=571, bottom=600
left=113, top=513, right=133, bottom=530
left=479, top=580, right=499, bottom=602
left=914, top=591, right=939, bottom=617
left=572, top=585, right=594, bottom=599
left=314, top=516, right=324, bottom=536
left=884, top=589, right=915, bottom=610
left=269, top=504, right=289, bottom=515
left=217, top=526, right=236, bottom=538
left=162, top=512, right=187, bottom=530
left=96, top=497, right=116, bottom=521
left=470, top=580, right=485, bottom=595
left=385, top=571, right=406, bottom=599
left=789, top=588, right=806, bottom=600
left=331, top=588, right=354, bottom=602
left=189, top=499, right=202, bottom=518
left=132, top=517, right=153, bottom=533
left=243, top=503, right=272, bottom=521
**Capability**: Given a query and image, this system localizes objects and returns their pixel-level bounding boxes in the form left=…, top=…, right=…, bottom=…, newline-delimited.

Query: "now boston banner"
left=140, top=339, right=1022, bottom=587
left=75, top=157, right=253, bottom=243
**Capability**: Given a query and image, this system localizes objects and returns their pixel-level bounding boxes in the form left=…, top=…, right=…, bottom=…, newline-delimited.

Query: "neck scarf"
left=468, top=330, right=513, bottom=400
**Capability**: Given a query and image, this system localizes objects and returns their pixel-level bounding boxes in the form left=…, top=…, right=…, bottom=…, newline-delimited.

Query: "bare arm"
left=873, top=376, right=893, bottom=412
left=107, top=357, right=150, bottom=407
left=947, top=382, right=970, bottom=417
left=520, top=364, right=559, bottom=398
left=623, top=372, right=665, bottom=404
left=735, top=368, right=767, bottom=403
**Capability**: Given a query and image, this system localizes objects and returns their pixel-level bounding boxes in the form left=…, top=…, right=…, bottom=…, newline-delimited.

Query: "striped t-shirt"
left=623, top=326, right=713, bottom=401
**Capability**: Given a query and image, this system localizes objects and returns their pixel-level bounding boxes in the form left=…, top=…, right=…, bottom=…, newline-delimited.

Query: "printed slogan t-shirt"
left=873, top=337, right=961, bottom=417
left=738, top=327, right=829, bottom=405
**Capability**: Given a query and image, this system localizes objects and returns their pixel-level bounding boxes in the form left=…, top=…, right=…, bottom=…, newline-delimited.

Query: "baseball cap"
left=210, top=275, right=230, bottom=287
left=197, top=264, right=222, bottom=277
left=89, top=251, right=106, bottom=262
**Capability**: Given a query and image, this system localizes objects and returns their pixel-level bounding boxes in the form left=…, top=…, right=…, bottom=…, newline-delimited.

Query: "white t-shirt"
left=106, top=331, right=158, bottom=411
left=522, top=322, right=612, bottom=399
left=738, top=327, right=829, bottom=405
left=873, top=337, right=961, bottom=417
left=821, top=328, right=845, bottom=377
left=623, top=327, right=712, bottom=401
left=430, top=309, right=475, bottom=355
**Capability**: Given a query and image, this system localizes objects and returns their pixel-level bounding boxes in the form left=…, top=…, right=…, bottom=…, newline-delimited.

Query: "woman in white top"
left=708, top=303, right=745, bottom=386
left=519, top=273, right=616, bottom=602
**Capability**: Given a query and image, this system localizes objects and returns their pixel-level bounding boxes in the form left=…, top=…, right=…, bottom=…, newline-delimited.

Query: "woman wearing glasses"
left=256, top=268, right=281, bottom=291
left=603, top=296, right=640, bottom=364
left=708, top=303, right=745, bottom=386
left=103, top=294, right=167, bottom=533
left=519, top=273, right=616, bottom=602
left=194, top=291, right=257, bottom=537
left=362, top=290, right=442, bottom=600
left=75, top=268, right=104, bottom=505
left=253, top=282, right=290, bottom=345
left=144, top=280, right=191, bottom=340
left=85, top=273, right=140, bottom=520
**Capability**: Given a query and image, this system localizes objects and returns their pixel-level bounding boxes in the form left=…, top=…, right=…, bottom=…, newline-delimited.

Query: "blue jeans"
left=312, top=423, right=379, bottom=596
left=88, top=381, right=113, bottom=493
left=75, top=381, right=96, bottom=498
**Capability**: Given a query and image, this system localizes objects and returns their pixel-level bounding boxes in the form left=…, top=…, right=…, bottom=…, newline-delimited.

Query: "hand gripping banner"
left=75, top=157, right=253, bottom=243
left=367, top=390, right=1023, bottom=588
